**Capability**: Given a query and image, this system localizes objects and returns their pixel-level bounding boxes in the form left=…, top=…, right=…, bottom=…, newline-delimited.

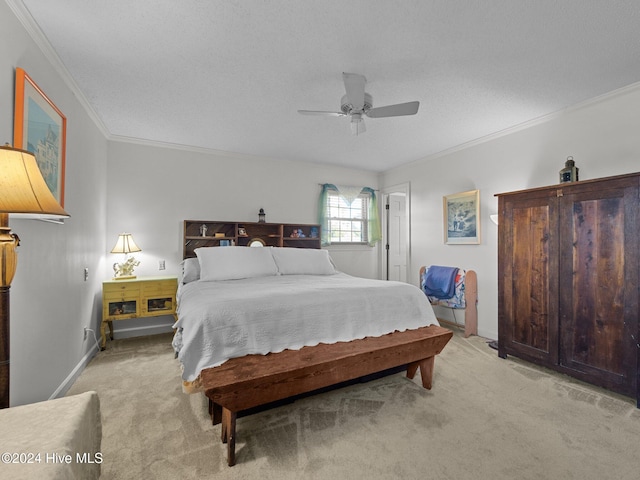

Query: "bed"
left=173, top=244, right=452, bottom=465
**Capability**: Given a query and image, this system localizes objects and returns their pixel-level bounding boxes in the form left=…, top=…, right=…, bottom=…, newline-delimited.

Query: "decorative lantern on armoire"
left=559, top=156, right=579, bottom=183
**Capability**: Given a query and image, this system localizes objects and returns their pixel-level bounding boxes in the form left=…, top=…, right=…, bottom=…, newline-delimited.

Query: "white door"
left=385, top=192, right=409, bottom=282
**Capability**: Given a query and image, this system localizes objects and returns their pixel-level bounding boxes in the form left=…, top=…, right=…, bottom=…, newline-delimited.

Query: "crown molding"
left=393, top=79, right=640, bottom=173
left=6, top=0, right=110, bottom=138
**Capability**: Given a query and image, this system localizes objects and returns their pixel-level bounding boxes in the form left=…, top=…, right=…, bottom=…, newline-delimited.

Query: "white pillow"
left=271, top=247, right=337, bottom=275
left=195, top=246, right=278, bottom=281
left=180, top=258, right=200, bottom=284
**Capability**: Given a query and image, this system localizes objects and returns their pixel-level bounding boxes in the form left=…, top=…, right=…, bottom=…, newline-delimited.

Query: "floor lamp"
left=0, top=145, right=69, bottom=408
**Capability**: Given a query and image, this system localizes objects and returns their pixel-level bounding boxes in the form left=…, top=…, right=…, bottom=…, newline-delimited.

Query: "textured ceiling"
left=12, top=0, right=640, bottom=172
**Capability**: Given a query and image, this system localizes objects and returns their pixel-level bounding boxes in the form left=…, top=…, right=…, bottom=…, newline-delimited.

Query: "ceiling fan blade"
left=366, top=101, right=420, bottom=118
left=297, top=110, right=345, bottom=117
left=342, top=72, right=366, bottom=111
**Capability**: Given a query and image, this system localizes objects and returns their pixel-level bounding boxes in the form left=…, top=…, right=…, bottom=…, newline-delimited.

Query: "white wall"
left=382, top=83, right=640, bottom=340
left=105, top=140, right=381, bottom=335
left=1, top=1, right=108, bottom=406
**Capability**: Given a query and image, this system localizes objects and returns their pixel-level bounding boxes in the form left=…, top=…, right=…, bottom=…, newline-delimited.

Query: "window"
left=318, top=184, right=381, bottom=247
left=326, top=192, right=370, bottom=244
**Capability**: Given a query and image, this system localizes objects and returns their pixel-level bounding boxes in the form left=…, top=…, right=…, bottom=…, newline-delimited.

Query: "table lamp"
left=0, top=145, right=69, bottom=408
left=110, top=233, right=141, bottom=280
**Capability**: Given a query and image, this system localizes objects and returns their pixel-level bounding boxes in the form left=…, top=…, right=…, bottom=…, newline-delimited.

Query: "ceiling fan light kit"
left=350, top=113, right=365, bottom=135
left=299, top=73, right=419, bottom=135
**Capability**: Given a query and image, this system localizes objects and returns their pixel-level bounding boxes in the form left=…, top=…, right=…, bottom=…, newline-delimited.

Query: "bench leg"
left=210, top=399, right=222, bottom=425
left=221, top=408, right=237, bottom=466
left=406, top=356, right=435, bottom=390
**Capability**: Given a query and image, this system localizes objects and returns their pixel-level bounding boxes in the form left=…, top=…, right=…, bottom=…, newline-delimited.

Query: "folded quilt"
left=425, top=269, right=467, bottom=309
left=422, top=265, right=459, bottom=299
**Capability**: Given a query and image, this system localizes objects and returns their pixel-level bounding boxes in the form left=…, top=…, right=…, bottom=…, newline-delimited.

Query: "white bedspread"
left=174, top=273, right=439, bottom=383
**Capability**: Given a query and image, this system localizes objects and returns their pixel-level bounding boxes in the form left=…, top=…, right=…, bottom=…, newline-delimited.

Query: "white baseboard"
left=110, top=323, right=174, bottom=339
left=50, top=343, right=99, bottom=400
left=50, top=323, right=173, bottom=400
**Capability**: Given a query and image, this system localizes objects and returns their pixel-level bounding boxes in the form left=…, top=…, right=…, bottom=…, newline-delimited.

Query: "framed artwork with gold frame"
left=13, top=67, right=67, bottom=207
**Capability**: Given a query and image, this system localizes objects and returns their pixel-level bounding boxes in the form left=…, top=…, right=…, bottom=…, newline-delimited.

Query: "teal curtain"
left=318, top=184, right=381, bottom=247
left=318, top=183, right=336, bottom=246
left=362, top=187, right=382, bottom=246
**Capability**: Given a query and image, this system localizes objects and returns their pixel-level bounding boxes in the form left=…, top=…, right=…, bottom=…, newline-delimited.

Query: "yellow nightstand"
left=101, top=276, right=178, bottom=350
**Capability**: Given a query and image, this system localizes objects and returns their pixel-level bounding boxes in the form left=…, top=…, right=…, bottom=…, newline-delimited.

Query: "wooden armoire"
left=496, top=172, right=639, bottom=407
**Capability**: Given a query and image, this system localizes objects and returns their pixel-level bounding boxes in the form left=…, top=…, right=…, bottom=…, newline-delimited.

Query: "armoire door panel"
left=511, top=205, right=550, bottom=352
left=499, top=193, right=559, bottom=365
left=560, top=188, right=637, bottom=392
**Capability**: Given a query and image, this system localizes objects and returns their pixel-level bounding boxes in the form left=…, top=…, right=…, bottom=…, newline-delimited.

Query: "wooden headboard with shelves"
left=183, top=220, right=321, bottom=258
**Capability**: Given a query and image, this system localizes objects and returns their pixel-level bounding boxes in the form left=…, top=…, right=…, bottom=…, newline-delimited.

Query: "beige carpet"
left=67, top=331, right=640, bottom=479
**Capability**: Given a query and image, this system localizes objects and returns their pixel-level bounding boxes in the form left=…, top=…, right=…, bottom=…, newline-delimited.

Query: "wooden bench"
left=202, top=324, right=453, bottom=466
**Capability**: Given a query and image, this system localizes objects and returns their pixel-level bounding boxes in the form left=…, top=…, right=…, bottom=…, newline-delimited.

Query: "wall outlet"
left=159, top=260, right=165, bottom=270
left=84, top=267, right=89, bottom=281
left=83, top=327, right=88, bottom=340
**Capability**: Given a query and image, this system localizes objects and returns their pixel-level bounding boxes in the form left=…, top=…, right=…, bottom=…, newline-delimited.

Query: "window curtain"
left=362, top=186, right=382, bottom=246
left=318, top=183, right=381, bottom=247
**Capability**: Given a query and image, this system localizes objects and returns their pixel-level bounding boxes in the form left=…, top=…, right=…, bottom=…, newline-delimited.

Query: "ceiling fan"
left=298, top=72, right=420, bottom=135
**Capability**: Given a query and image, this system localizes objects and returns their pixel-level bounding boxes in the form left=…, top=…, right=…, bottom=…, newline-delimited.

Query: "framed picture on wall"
left=443, top=189, right=480, bottom=245
left=13, top=67, right=67, bottom=207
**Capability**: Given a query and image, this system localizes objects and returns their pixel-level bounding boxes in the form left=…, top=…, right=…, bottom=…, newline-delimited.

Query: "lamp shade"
left=110, top=233, right=141, bottom=254
left=1, top=145, right=69, bottom=408
left=0, top=146, right=69, bottom=216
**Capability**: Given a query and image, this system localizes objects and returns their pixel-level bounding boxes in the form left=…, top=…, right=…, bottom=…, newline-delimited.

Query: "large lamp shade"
left=1, top=145, right=69, bottom=408
left=0, top=146, right=69, bottom=216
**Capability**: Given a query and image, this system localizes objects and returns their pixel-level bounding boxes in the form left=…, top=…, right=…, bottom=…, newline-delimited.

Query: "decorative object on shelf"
left=214, top=233, right=225, bottom=238
left=110, top=233, right=142, bottom=280
left=199, top=224, right=208, bottom=237
left=238, top=227, right=247, bottom=236
left=443, top=190, right=480, bottom=245
left=310, top=226, right=319, bottom=238
left=13, top=68, right=67, bottom=208
left=258, top=208, right=266, bottom=223
left=220, top=240, right=231, bottom=246
left=0, top=145, right=69, bottom=408
left=249, top=238, right=266, bottom=247
left=559, top=156, right=579, bottom=183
